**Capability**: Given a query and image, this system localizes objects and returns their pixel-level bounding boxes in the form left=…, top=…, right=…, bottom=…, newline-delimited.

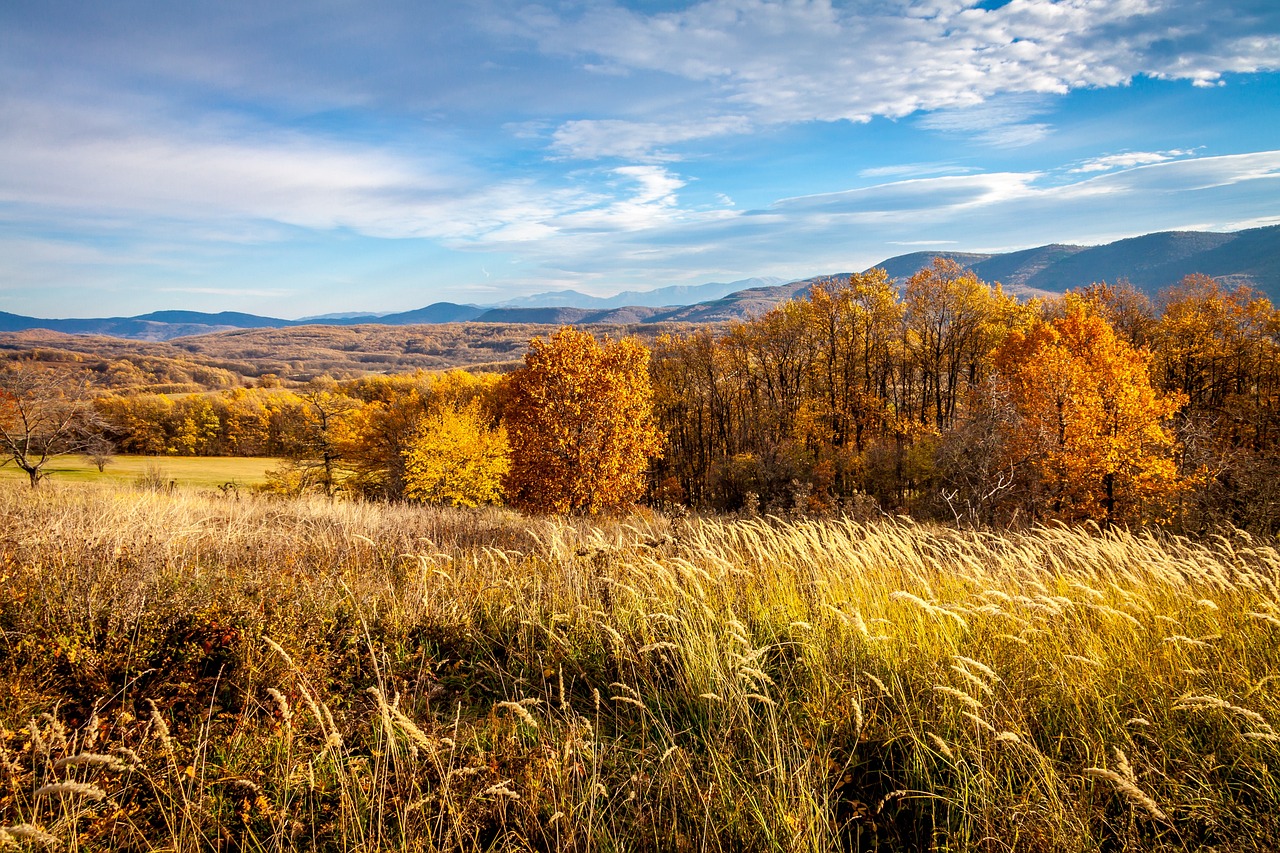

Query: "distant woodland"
left=3, top=261, right=1278, bottom=533
left=0, top=322, right=692, bottom=391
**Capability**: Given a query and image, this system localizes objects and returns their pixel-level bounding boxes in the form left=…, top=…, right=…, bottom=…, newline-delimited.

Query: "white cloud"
left=0, top=98, right=729, bottom=254
left=550, top=116, right=752, bottom=161
left=498, top=149, right=1280, bottom=287
left=859, top=162, right=974, bottom=179
left=889, top=240, right=960, bottom=246
left=916, top=95, right=1055, bottom=147
left=1070, top=149, right=1198, bottom=172
left=773, top=173, right=1042, bottom=216
left=527, top=0, right=1280, bottom=152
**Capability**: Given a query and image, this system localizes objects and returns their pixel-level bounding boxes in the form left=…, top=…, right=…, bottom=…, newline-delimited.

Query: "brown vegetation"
left=2, top=485, right=1279, bottom=851
left=0, top=323, right=703, bottom=393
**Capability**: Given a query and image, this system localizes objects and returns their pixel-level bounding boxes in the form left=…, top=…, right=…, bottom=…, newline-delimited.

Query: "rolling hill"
left=2, top=226, right=1276, bottom=341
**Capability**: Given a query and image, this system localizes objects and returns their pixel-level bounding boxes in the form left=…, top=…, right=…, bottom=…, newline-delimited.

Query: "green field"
left=0, top=454, right=281, bottom=489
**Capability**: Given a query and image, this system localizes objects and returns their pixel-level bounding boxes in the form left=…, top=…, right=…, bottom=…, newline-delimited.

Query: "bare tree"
left=0, top=362, right=109, bottom=487
left=267, top=378, right=359, bottom=498
left=86, top=433, right=116, bottom=473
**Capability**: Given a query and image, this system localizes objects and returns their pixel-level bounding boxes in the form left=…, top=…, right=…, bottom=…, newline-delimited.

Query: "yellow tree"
left=503, top=327, right=663, bottom=514
left=402, top=400, right=509, bottom=507
left=903, top=258, right=1022, bottom=430
left=993, top=298, right=1185, bottom=524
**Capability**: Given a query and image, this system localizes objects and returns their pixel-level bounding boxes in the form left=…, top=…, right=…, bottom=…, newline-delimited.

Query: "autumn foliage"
left=649, top=266, right=1280, bottom=529
left=23, top=259, right=1279, bottom=531
left=402, top=400, right=509, bottom=507
left=502, top=327, right=663, bottom=514
left=992, top=297, right=1185, bottom=524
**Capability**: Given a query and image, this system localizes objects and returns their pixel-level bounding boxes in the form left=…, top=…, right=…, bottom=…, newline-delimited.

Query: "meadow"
left=2, top=484, right=1279, bottom=851
left=0, top=455, right=280, bottom=490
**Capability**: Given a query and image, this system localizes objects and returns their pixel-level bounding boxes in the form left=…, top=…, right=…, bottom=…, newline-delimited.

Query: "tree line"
left=650, top=262, right=1280, bottom=531
left=3, top=260, right=1278, bottom=531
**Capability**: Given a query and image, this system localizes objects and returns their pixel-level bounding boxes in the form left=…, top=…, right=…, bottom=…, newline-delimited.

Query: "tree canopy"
left=992, top=297, right=1185, bottom=524
left=503, top=328, right=663, bottom=514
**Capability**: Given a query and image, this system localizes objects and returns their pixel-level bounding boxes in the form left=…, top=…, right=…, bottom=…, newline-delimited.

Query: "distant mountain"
left=489, top=277, right=787, bottom=310
left=355, top=303, right=485, bottom=325
left=3, top=227, right=1276, bottom=341
left=0, top=310, right=278, bottom=341
left=874, top=227, right=1280, bottom=299
left=874, top=252, right=996, bottom=282
left=298, top=310, right=391, bottom=321
left=649, top=280, right=816, bottom=323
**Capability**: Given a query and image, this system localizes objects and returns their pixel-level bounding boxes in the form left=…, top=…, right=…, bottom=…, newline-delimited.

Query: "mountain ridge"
left=3, top=226, right=1276, bottom=341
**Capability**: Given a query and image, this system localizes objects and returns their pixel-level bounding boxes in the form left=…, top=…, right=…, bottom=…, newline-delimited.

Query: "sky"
left=1, top=0, right=1279, bottom=319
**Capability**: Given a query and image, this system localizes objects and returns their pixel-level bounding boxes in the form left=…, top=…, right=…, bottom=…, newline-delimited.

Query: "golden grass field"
left=2, top=484, right=1279, bottom=851
left=0, top=455, right=281, bottom=490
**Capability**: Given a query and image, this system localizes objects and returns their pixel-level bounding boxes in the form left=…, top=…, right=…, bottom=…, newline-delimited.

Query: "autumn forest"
left=16, top=259, right=1273, bottom=534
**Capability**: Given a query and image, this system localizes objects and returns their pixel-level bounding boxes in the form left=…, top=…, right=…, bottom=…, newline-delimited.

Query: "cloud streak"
left=531, top=0, right=1280, bottom=138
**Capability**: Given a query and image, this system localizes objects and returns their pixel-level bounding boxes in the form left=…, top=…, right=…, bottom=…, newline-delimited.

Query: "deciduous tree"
left=403, top=400, right=509, bottom=507
left=503, top=328, right=663, bottom=514
left=0, top=362, right=109, bottom=487
left=993, top=298, right=1185, bottom=524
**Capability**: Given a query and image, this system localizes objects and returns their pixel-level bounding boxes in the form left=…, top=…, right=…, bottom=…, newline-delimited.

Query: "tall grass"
left=2, top=483, right=1278, bottom=851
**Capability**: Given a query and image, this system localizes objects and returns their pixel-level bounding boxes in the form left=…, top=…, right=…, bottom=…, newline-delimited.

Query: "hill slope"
left=3, top=226, right=1276, bottom=340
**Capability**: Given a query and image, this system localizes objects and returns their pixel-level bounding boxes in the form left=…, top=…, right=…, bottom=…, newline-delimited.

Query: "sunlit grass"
left=2, top=485, right=1278, bottom=851
left=0, top=454, right=281, bottom=489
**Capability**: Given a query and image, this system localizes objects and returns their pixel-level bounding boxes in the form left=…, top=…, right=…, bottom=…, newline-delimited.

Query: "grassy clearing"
left=0, top=455, right=280, bottom=489
left=2, top=486, right=1279, bottom=851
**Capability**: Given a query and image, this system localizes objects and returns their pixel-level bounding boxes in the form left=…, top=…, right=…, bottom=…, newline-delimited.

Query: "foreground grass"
left=2, top=485, right=1279, bottom=851
left=0, top=455, right=280, bottom=489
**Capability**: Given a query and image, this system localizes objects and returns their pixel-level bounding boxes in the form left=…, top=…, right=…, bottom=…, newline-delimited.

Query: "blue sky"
left=2, top=0, right=1278, bottom=318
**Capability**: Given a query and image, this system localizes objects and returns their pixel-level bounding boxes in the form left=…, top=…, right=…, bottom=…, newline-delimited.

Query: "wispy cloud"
left=916, top=95, right=1055, bottom=148
left=772, top=173, right=1042, bottom=216
left=0, top=98, right=724, bottom=250
left=528, top=0, right=1280, bottom=135
left=1070, top=149, right=1199, bottom=173
left=859, top=163, right=973, bottom=179
left=549, top=116, right=752, bottom=161
left=1, top=2, right=1278, bottom=315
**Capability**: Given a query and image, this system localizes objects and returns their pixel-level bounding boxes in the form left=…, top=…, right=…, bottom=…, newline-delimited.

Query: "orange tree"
left=993, top=297, right=1185, bottom=525
left=502, top=327, right=663, bottom=514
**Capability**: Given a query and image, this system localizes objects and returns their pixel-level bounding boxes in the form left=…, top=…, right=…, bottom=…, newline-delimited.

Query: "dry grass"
left=2, top=483, right=1279, bottom=851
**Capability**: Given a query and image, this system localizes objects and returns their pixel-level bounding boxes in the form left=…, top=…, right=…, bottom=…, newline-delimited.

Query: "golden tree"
left=402, top=400, right=509, bottom=507
left=993, top=298, right=1185, bottom=524
left=503, top=327, right=663, bottom=514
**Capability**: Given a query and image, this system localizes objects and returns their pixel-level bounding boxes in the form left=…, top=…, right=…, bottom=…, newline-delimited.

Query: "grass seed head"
left=35, top=781, right=107, bottom=801
left=1084, top=767, right=1168, bottom=822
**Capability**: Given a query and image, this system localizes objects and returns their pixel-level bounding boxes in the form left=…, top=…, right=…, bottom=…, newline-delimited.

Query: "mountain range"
left=3, top=226, right=1276, bottom=341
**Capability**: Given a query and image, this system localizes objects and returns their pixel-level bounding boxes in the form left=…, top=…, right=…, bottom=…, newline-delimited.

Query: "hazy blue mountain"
left=489, top=277, right=787, bottom=309
left=873, top=227, right=1279, bottom=299
left=343, top=303, right=485, bottom=325
left=3, top=227, right=1275, bottom=341
left=0, top=310, right=287, bottom=341
left=872, top=252, right=996, bottom=282
left=650, top=280, right=815, bottom=323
